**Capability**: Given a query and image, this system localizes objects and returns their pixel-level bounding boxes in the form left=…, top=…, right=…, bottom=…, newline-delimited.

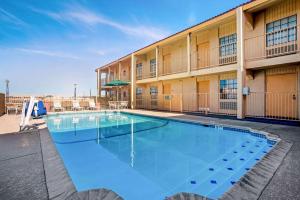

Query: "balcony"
left=191, top=43, right=237, bottom=71
left=136, top=71, right=156, bottom=80
left=100, top=78, right=107, bottom=86
left=158, top=67, right=187, bottom=77
left=245, top=25, right=299, bottom=67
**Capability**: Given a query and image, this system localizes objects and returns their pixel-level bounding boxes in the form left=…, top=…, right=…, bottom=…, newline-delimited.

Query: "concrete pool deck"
left=0, top=110, right=299, bottom=199
left=0, top=114, right=21, bottom=134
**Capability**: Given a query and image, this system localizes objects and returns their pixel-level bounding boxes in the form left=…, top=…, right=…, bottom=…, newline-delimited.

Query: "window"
left=219, top=79, right=237, bottom=110
left=136, top=87, right=142, bottom=95
left=266, top=15, right=297, bottom=47
left=123, top=70, right=126, bottom=76
left=136, top=63, right=142, bottom=79
left=150, top=59, right=156, bottom=77
left=220, top=79, right=237, bottom=99
left=219, top=33, right=237, bottom=57
left=150, top=86, right=158, bottom=95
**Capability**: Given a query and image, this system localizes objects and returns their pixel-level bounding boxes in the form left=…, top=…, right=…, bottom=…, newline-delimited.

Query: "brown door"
left=163, top=54, right=171, bottom=75
left=266, top=73, right=298, bottom=119
left=163, top=84, right=171, bottom=110
left=197, top=80, right=210, bottom=110
left=197, top=42, right=210, bottom=69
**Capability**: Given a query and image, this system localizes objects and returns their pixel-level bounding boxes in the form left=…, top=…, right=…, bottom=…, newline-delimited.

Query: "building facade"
left=96, top=0, right=300, bottom=121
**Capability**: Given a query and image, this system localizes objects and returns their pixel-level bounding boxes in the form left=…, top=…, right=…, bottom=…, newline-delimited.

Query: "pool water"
left=45, top=112, right=274, bottom=200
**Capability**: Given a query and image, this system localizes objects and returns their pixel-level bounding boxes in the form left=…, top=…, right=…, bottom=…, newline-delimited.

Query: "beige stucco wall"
left=245, top=70, right=265, bottom=116
left=120, top=59, right=131, bottom=81
left=182, top=77, right=197, bottom=111
left=159, top=38, right=187, bottom=75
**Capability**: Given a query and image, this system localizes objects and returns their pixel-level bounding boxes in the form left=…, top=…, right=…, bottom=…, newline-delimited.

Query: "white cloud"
left=31, top=5, right=169, bottom=41
left=0, top=8, right=28, bottom=27
left=16, top=48, right=80, bottom=60
left=94, top=50, right=106, bottom=56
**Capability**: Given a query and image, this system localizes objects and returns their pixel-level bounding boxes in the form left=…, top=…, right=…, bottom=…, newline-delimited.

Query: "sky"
left=0, top=0, right=247, bottom=96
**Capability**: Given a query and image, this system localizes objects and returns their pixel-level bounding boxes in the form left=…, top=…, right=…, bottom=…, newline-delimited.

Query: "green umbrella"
left=105, top=80, right=129, bottom=102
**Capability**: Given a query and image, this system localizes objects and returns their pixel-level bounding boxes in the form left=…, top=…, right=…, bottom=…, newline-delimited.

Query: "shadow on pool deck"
left=0, top=111, right=299, bottom=200
left=0, top=130, right=48, bottom=200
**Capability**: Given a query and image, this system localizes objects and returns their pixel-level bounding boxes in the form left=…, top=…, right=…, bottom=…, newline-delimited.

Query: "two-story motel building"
left=96, top=0, right=300, bottom=121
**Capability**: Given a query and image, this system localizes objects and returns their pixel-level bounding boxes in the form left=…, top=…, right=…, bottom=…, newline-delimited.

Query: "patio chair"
left=108, top=101, right=117, bottom=110
left=6, top=105, right=18, bottom=114
left=53, top=101, right=64, bottom=112
left=72, top=100, right=83, bottom=111
left=88, top=100, right=97, bottom=110
left=120, top=101, right=128, bottom=109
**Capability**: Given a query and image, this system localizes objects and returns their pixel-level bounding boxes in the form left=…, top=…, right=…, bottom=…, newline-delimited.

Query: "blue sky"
left=0, top=0, right=247, bottom=96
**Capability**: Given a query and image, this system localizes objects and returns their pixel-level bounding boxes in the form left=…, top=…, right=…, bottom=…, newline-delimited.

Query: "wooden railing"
left=136, top=71, right=156, bottom=80
left=158, top=68, right=187, bottom=77
left=246, top=92, right=299, bottom=120
left=136, top=93, right=237, bottom=115
left=191, top=44, right=237, bottom=71
left=245, top=25, right=299, bottom=61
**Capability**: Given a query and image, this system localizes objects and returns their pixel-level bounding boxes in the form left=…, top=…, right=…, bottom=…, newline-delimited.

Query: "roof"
left=95, top=0, right=262, bottom=71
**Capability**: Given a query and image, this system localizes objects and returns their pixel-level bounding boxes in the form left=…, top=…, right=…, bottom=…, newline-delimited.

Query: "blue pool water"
left=45, top=112, right=275, bottom=200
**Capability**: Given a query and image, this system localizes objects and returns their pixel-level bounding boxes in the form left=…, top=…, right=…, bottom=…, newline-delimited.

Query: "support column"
left=236, top=7, right=246, bottom=119
left=131, top=54, right=136, bottom=109
left=187, top=33, right=191, bottom=73
left=155, top=46, right=159, bottom=80
left=108, top=67, right=111, bottom=82
left=96, top=69, right=99, bottom=104
left=118, top=62, right=121, bottom=80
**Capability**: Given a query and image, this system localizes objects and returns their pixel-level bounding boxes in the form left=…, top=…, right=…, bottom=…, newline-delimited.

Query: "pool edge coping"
left=41, top=111, right=293, bottom=200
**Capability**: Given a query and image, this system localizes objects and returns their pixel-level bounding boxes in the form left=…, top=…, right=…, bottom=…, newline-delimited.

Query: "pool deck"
left=0, top=110, right=299, bottom=200
left=0, top=114, right=21, bottom=134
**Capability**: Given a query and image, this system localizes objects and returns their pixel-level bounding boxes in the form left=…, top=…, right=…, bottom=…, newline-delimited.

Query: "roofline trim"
left=95, top=0, right=263, bottom=71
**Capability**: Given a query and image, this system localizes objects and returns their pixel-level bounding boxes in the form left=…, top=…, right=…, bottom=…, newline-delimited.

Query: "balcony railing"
left=136, top=93, right=237, bottom=115
left=136, top=71, right=156, bottom=80
left=158, top=68, right=187, bottom=77
left=246, top=92, right=299, bottom=121
left=245, top=25, right=299, bottom=61
left=191, top=43, right=237, bottom=71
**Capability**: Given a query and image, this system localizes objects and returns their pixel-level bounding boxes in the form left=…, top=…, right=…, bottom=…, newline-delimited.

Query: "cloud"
left=94, top=50, right=106, bottom=56
left=16, top=48, right=80, bottom=60
left=0, top=8, right=28, bottom=27
left=31, top=5, right=169, bottom=41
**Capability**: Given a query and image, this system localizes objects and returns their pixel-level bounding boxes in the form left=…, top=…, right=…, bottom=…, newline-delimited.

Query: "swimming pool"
left=45, top=112, right=276, bottom=200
